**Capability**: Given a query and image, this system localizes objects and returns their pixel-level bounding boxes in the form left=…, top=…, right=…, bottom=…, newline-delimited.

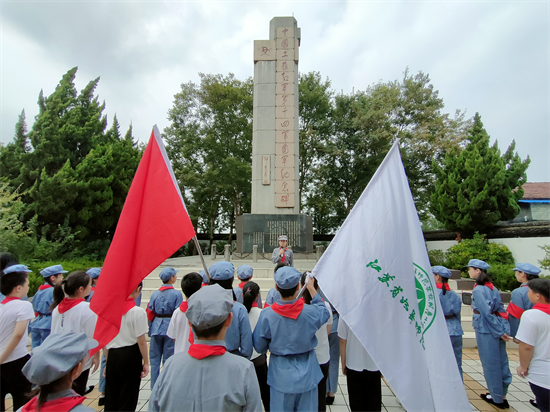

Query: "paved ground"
left=5, top=348, right=538, bottom=412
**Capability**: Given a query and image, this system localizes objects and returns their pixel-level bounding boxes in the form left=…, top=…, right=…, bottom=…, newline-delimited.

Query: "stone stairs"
left=140, top=256, right=517, bottom=349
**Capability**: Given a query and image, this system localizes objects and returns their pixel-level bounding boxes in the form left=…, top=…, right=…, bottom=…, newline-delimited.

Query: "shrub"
left=428, top=249, right=446, bottom=266
left=539, top=245, right=550, bottom=271
left=487, top=263, right=519, bottom=292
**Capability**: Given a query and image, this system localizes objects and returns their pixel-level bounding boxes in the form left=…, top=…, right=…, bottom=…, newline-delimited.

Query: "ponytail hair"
left=242, top=281, right=260, bottom=313
left=475, top=269, right=491, bottom=286
left=300, top=272, right=318, bottom=305
left=27, top=369, right=74, bottom=411
left=51, top=271, right=90, bottom=310
left=440, top=276, right=449, bottom=295
left=526, top=273, right=540, bottom=281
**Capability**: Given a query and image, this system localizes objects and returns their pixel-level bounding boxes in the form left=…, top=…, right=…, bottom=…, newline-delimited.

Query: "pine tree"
left=430, top=113, right=530, bottom=236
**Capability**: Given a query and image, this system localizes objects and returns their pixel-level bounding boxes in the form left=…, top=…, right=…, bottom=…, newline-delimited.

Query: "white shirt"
left=314, top=301, right=333, bottom=364
left=0, top=299, right=34, bottom=364
left=248, top=306, right=262, bottom=360
left=338, top=319, right=378, bottom=372
left=167, top=306, right=192, bottom=354
left=515, top=309, right=550, bottom=390
left=51, top=301, right=97, bottom=370
left=106, top=306, right=148, bottom=349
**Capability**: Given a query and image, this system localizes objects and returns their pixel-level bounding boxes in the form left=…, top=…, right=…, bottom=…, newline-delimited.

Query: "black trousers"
left=105, top=344, right=142, bottom=412
left=346, top=368, right=382, bottom=412
left=0, top=355, right=32, bottom=412
left=317, top=362, right=330, bottom=411
left=530, top=382, right=550, bottom=412
left=253, top=354, right=270, bottom=412
left=72, top=368, right=90, bottom=396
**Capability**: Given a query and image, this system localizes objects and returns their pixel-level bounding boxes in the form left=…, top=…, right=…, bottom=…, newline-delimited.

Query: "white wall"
left=426, top=237, right=550, bottom=277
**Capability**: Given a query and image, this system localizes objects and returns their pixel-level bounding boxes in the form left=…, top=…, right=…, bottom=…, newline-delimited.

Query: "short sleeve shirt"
left=338, top=319, right=378, bottom=372
left=314, top=301, right=333, bottom=364
left=167, top=306, right=192, bottom=354
left=107, top=306, right=148, bottom=349
left=0, top=299, right=34, bottom=363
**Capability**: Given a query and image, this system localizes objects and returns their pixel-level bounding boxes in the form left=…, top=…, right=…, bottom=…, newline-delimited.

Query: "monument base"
left=236, top=214, right=313, bottom=253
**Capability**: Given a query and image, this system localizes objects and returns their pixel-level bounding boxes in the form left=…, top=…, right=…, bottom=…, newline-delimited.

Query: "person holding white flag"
left=313, top=140, right=470, bottom=412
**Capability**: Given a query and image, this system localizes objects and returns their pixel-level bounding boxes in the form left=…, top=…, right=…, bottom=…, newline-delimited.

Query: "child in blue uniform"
left=208, top=261, right=253, bottom=359
left=507, top=263, right=541, bottom=338
left=85, top=268, right=101, bottom=302
left=468, top=259, right=512, bottom=409
left=234, top=265, right=262, bottom=308
left=433, top=265, right=464, bottom=379
left=253, top=267, right=330, bottom=412
left=30, top=265, right=67, bottom=348
left=147, top=267, right=183, bottom=389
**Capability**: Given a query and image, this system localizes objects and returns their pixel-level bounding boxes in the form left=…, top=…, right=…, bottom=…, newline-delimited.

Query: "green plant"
left=487, top=263, right=519, bottom=292
left=539, top=245, right=550, bottom=271
left=428, top=249, right=446, bottom=266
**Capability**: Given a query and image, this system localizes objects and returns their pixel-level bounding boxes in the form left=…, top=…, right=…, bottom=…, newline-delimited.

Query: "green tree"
left=163, top=73, right=253, bottom=246
left=0, top=110, right=29, bottom=187
left=431, top=113, right=530, bottom=236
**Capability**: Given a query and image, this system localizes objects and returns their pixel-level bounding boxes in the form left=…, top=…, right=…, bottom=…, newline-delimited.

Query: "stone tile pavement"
left=4, top=348, right=540, bottom=412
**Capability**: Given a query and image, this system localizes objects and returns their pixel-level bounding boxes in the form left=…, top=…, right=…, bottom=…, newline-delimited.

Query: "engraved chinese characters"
left=275, top=26, right=297, bottom=208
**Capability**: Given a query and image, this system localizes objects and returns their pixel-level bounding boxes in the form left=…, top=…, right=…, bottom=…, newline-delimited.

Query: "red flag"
left=90, top=126, right=195, bottom=354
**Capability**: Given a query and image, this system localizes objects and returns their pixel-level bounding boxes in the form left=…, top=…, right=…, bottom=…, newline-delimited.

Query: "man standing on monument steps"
left=272, top=235, right=294, bottom=267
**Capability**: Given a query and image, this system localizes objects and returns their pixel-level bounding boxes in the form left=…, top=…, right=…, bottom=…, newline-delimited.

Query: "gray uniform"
left=17, top=389, right=94, bottom=412
left=271, top=248, right=294, bottom=267
left=148, top=340, right=261, bottom=412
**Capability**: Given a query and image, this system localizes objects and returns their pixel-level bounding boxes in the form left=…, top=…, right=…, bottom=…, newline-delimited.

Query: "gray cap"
left=237, top=264, right=253, bottom=280
left=432, top=266, right=452, bottom=279
left=3, top=264, right=32, bottom=274
left=86, top=267, right=101, bottom=279
left=465, top=259, right=491, bottom=270
left=512, top=263, right=541, bottom=275
left=278, top=235, right=288, bottom=241
left=186, top=284, right=234, bottom=329
left=274, top=266, right=301, bottom=289
left=209, top=261, right=235, bottom=281
left=22, top=333, right=98, bottom=386
left=160, top=267, right=179, bottom=283
left=40, top=265, right=68, bottom=278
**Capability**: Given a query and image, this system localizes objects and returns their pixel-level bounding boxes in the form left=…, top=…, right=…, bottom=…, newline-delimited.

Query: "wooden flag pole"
left=193, top=235, right=211, bottom=282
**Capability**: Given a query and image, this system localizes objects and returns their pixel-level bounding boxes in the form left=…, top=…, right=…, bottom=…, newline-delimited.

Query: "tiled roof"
left=521, top=182, right=550, bottom=200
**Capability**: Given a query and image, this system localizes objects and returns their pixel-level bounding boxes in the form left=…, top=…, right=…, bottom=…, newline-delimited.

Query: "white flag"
left=313, top=140, right=470, bottom=412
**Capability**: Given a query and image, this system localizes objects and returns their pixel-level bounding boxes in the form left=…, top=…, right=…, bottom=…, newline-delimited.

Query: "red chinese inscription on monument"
left=261, top=46, right=271, bottom=55
left=280, top=194, right=290, bottom=204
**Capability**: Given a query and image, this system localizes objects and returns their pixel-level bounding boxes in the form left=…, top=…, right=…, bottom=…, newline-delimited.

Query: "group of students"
left=434, top=258, right=550, bottom=412
left=1, top=248, right=549, bottom=412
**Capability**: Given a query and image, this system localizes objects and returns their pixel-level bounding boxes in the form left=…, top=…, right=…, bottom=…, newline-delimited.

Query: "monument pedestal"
left=236, top=213, right=313, bottom=253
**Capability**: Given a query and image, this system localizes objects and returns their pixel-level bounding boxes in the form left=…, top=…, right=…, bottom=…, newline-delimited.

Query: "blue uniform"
left=264, top=288, right=281, bottom=308
left=148, top=285, right=183, bottom=389
left=30, top=285, right=54, bottom=348
left=472, top=284, right=512, bottom=404
left=253, top=294, right=330, bottom=412
left=225, top=301, right=253, bottom=359
left=507, top=284, right=532, bottom=337
left=437, top=287, right=464, bottom=378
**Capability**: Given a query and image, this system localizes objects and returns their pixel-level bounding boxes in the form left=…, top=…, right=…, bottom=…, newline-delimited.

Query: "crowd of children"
left=0, top=250, right=549, bottom=412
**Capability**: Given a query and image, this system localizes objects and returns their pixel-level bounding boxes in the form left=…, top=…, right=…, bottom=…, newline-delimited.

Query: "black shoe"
left=326, top=395, right=335, bottom=405
left=480, top=393, right=508, bottom=409
left=529, top=399, right=538, bottom=408
left=84, top=385, right=95, bottom=395
left=98, top=396, right=105, bottom=406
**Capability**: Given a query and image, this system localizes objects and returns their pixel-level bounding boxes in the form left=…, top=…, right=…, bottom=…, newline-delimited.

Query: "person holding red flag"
left=148, top=284, right=261, bottom=411
left=253, top=267, right=330, bottom=412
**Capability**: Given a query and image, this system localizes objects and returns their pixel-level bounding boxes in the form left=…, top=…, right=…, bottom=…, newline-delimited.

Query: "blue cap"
left=274, top=266, right=301, bottom=289
left=86, top=267, right=101, bottom=279
left=432, top=266, right=452, bottom=279
left=160, top=267, right=179, bottom=283
left=3, top=264, right=31, bottom=275
left=186, top=284, right=234, bottom=329
left=465, top=259, right=491, bottom=270
left=199, top=270, right=209, bottom=284
left=40, top=265, right=68, bottom=279
left=209, top=262, right=235, bottom=281
left=512, top=263, right=541, bottom=276
left=22, top=333, right=98, bottom=385
left=237, top=265, right=253, bottom=280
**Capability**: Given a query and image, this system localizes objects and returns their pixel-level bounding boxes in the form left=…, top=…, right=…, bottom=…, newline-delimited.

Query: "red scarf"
left=38, top=284, right=53, bottom=291
left=280, top=247, right=287, bottom=263
left=252, top=301, right=259, bottom=308
left=238, top=282, right=246, bottom=289
left=22, top=395, right=85, bottom=412
left=57, top=298, right=84, bottom=314
left=533, top=304, right=550, bottom=315
left=436, top=283, right=451, bottom=292
left=264, top=302, right=270, bottom=309
left=473, top=282, right=494, bottom=290
left=123, top=298, right=136, bottom=315
left=270, top=299, right=304, bottom=319
left=188, top=344, right=226, bottom=359
left=179, top=302, right=195, bottom=344
left=1, top=296, right=21, bottom=304
left=159, top=286, right=174, bottom=291
left=506, top=302, right=525, bottom=319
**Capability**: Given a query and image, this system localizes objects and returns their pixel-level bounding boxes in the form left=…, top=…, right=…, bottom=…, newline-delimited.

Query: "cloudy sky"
left=1, top=1, right=548, bottom=182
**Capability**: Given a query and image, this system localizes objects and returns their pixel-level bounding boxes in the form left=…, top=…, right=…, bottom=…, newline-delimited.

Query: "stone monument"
left=236, top=16, right=313, bottom=254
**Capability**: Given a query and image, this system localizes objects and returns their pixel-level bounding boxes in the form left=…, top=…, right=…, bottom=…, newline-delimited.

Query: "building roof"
left=521, top=182, right=550, bottom=200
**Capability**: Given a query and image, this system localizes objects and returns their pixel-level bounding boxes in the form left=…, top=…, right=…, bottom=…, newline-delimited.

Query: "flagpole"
left=192, top=235, right=211, bottom=281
